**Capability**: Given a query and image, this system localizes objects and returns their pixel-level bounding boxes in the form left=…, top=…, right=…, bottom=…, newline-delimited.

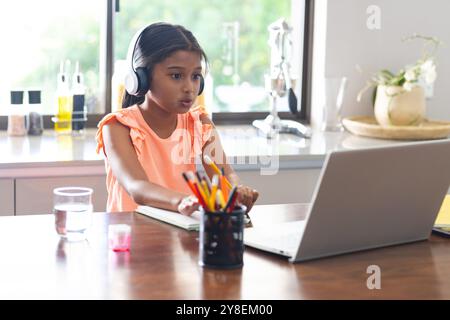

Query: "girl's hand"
left=235, top=185, right=259, bottom=213
left=177, top=195, right=200, bottom=216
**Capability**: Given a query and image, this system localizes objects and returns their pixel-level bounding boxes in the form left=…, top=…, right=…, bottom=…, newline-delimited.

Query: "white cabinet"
left=237, top=169, right=321, bottom=204
left=15, top=175, right=107, bottom=215
left=0, top=179, right=14, bottom=216
left=12, top=168, right=321, bottom=215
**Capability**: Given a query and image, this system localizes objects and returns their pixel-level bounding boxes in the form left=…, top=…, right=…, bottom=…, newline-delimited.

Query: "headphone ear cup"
left=135, top=67, right=150, bottom=97
left=198, top=75, right=205, bottom=96
left=124, top=70, right=139, bottom=96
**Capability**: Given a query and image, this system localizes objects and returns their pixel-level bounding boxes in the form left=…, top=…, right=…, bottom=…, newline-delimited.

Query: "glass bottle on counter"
left=54, top=60, right=72, bottom=134
left=72, top=61, right=87, bottom=135
left=7, top=90, right=27, bottom=136
left=27, top=90, right=44, bottom=135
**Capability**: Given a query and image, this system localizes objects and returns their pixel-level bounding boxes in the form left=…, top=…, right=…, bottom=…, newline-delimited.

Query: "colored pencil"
left=216, top=189, right=226, bottom=209
left=226, top=192, right=239, bottom=213
left=224, top=186, right=238, bottom=213
left=203, top=155, right=233, bottom=189
left=182, top=172, right=200, bottom=199
left=209, top=175, right=219, bottom=212
left=193, top=182, right=208, bottom=209
left=220, top=175, right=229, bottom=200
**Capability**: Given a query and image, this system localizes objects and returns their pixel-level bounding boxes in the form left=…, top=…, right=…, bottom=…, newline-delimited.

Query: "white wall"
left=311, top=0, right=450, bottom=128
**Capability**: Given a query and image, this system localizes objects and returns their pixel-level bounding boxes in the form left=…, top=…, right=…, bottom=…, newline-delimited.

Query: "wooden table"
left=1, top=203, right=449, bottom=299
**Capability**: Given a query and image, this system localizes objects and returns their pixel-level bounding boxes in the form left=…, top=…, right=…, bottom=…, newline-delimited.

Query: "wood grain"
left=0, top=203, right=449, bottom=299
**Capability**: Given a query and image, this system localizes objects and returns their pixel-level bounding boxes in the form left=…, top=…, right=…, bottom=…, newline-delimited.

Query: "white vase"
left=374, top=85, right=426, bottom=126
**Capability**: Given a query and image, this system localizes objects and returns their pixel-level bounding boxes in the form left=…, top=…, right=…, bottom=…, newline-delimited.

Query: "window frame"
left=0, top=0, right=314, bottom=130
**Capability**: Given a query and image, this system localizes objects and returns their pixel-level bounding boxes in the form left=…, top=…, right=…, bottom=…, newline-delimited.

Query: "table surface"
left=1, top=203, right=449, bottom=300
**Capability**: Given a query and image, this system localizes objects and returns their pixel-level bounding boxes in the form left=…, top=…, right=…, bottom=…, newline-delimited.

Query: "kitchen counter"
left=0, top=125, right=407, bottom=178
left=2, top=126, right=447, bottom=215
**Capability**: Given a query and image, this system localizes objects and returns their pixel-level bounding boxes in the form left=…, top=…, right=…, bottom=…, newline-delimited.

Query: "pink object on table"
left=108, top=224, right=131, bottom=252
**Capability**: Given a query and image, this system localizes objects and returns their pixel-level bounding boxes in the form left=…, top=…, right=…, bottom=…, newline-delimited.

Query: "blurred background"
left=0, top=0, right=293, bottom=116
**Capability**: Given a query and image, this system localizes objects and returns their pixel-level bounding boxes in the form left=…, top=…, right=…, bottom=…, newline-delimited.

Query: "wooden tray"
left=342, top=116, right=450, bottom=140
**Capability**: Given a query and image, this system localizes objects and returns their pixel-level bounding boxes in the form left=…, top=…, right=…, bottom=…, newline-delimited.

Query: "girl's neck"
left=138, top=99, right=178, bottom=139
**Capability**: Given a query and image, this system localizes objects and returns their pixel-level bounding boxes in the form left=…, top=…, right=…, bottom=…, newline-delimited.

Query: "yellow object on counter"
left=434, top=195, right=450, bottom=228
left=55, top=95, right=72, bottom=134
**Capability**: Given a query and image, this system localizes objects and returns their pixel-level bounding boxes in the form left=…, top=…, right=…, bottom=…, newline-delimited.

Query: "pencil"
left=182, top=172, right=200, bottom=199
left=203, top=155, right=233, bottom=189
left=224, top=186, right=238, bottom=213
left=193, top=182, right=208, bottom=209
left=220, top=175, right=229, bottom=200
left=209, top=175, right=219, bottom=212
left=187, top=171, right=210, bottom=209
left=226, top=191, right=239, bottom=214
left=216, top=189, right=226, bottom=209
left=199, top=171, right=212, bottom=191
left=195, top=172, right=210, bottom=193
left=201, top=180, right=211, bottom=199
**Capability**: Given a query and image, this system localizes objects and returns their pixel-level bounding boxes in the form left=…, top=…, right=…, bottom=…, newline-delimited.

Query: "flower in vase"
left=357, top=34, right=442, bottom=103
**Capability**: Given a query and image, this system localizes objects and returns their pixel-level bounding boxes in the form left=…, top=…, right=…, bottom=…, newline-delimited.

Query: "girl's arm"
left=102, top=120, right=193, bottom=213
left=200, top=115, right=259, bottom=212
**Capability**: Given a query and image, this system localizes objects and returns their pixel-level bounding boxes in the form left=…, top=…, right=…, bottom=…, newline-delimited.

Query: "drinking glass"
left=53, top=187, right=93, bottom=241
left=322, top=77, right=348, bottom=131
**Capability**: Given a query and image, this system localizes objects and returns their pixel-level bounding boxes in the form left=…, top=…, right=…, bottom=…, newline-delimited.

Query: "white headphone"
left=124, top=26, right=150, bottom=96
left=123, top=24, right=205, bottom=97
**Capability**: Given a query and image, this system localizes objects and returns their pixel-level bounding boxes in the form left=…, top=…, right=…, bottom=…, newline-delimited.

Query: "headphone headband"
left=124, top=24, right=205, bottom=97
left=126, top=26, right=147, bottom=75
left=124, top=26, right=149, bottom=96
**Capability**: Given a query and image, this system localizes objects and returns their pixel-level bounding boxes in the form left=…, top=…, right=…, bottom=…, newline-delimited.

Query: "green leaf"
left=371, top=86, right=377, bottom=108
left=380, top=69, right=395, bottom=79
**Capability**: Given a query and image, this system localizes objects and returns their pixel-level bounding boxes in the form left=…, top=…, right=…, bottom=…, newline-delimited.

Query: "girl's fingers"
left=252, top=190, right=259, bottom=202
left=237, top=188, right=252, bottom=209
left=243, top=189, right=258, bottom=212
left=191, top=202, right=200, bottom=210
left=178, top=196, right=199, bottom=215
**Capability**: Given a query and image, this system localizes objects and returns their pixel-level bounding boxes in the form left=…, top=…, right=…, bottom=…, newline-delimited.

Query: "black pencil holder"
left=199, top=205, right=246, bottom=269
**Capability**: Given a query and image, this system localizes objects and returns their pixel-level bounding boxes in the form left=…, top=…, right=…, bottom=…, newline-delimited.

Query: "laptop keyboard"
left=244, top=220, right=305, bottom=256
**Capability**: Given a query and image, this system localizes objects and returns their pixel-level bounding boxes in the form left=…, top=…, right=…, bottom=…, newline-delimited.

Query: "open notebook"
left=136, top=205, right=252, bottom=231
left=136, top=206, right=201, bottom=231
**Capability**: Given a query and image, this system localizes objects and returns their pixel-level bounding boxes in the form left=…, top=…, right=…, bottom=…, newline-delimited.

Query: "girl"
left=96, top=22, right=259, bottom=215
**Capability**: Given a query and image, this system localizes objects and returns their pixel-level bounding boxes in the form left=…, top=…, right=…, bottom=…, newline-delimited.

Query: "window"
left=0, top=0, right=102, bottom=116
left=114, top=0, right=293, bottom=114
left=0, top=0, right=312, bottom=128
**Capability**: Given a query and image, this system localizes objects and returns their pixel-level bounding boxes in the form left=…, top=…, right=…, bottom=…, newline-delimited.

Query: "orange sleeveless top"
left=95, top=105, right=212, bottom=212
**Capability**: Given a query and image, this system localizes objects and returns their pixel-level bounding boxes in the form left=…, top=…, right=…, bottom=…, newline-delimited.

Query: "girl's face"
left=146, top=50, right=203, bottom=114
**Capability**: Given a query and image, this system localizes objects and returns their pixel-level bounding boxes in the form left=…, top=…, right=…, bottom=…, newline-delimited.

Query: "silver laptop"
left=244, top=139, right=450, bottom=262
